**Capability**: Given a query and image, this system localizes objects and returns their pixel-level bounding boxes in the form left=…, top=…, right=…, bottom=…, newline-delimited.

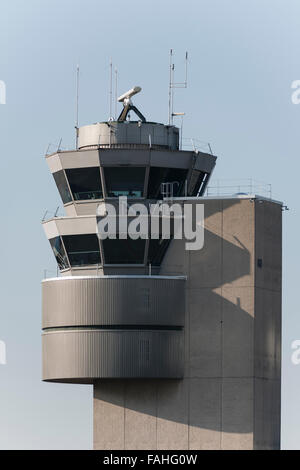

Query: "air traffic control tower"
left=42, top=87, right=282, bottom=450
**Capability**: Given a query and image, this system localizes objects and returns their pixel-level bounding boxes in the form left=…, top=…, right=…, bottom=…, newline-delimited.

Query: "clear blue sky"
left=0, top=0, right=299, bottom=449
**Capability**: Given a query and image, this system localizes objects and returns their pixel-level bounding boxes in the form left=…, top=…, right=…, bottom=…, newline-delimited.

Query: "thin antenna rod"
left=181, top=114, right=184, bottom=149
left=168, top=50, right=189, bottom=126
left=168, top=49, right=173, bottom=125
left=109, top=58, right=113, bottom=120
left=171, top=62, right=175, bottom=125
left=185, top=51, right=188, bottom=85
left=114, top=67, right=118, bottom=119
left=75, top=64, right=79, bottom=149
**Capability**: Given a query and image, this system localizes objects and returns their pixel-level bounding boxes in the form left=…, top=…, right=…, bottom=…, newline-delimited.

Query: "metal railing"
left=43, top=268, right=60, bottom=279
left=44, top=135, right=214, bottom=154
left=45, top=140, right=72, bottom=156
left=42, top=207, right=65, bottom=222
left=205, top=179, right=272, bottom=198
left=181, top=138, right=213, bottom=154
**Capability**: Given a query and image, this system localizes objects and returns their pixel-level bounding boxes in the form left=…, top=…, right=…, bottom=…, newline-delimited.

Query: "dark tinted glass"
left=65, top=167, right=103, bottom=200
left=49, top=236, right=69, bottom=270
left=62, top=234, right=101, bottom=266
left=53, top=171, right=72, bottom=204
left=147, top=238, right=171, bottom=266
left=104, top=167, right=145, bottom=198
left=147, top=167, right=188, bottom=199
left=102, top=237, right=145, bottom=264
left=188, top=170, right=207, bottom=196
left=198, top=172, right=209, bottom=196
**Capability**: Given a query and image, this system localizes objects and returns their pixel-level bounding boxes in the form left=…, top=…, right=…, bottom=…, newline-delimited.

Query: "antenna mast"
left=168, top=49, right=173, bottom=125
left=75, top=64, right=79, bottom=149
left=114, top=67, right=118, bottom=119
left=109, top=58, right=113, bottom=120
left=168, top=50, right=188, bottom=126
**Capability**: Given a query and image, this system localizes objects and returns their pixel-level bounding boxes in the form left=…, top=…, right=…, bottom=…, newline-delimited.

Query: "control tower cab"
left=42, top=86, right=216, bottom=382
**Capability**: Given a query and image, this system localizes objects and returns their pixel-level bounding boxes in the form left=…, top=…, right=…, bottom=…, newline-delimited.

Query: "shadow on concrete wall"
left=94, top=199, right=255, bottom=435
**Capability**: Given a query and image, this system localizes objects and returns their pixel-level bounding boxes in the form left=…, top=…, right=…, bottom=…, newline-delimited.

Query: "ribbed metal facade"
left=78, top=121, right=180, bottom=150
left=42, top=329, right=184, bottom=382
left=42, top=277, right=185, bottom=328
left=42, top=276, right=185, bottom=382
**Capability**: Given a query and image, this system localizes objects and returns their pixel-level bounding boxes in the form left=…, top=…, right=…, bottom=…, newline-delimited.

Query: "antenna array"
left=168, top=50, right=188, bottom=125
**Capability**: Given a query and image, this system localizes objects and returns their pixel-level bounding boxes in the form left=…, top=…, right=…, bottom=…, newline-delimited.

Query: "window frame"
left=64, top=166, right=104, bottom=202
left=100, top=236, right=147, bottom=265
left=53, top=170, right=73, bottom=204
left=61, top=233, right=102, bottom=267
left=49, top=236, right=70, bottom=271
left=102, top=165, right=147, bottom=199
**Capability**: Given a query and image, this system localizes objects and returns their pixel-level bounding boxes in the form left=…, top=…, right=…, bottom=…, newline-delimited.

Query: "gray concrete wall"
left=253, top=200, right=281, bottom=449
left=93, top=197, right=282, bottom=449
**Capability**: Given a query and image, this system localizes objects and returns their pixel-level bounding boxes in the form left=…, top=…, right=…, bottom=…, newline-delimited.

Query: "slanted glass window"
left=148, top=239, right=171, bottom=266
left=65, top=167, right=103, bottom=200
left=104, top=167, right=145, bottom=198
left=53, top=171, right=72, bottom=204
left=49, top=236, right=69, bottom=270
left=198, top=172, right=209, bottom=196
left=102, top=237, right=145, bottom=264
left=147, top=167, right=188, bottom=199
left=188, top=170, right=207, bottom=196
left=62, top=234, right=101, bottom=266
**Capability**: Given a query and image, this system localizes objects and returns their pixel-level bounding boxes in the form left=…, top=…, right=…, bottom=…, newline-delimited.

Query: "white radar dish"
left=118, top=86, right=142, bottom=103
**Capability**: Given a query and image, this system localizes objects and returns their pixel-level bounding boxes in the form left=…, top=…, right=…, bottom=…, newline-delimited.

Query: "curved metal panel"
left=42, top=277, right=185, bottom=328
left=42, top=329, right=184, bottom=382
left=78, top=122, right=179, bottom=150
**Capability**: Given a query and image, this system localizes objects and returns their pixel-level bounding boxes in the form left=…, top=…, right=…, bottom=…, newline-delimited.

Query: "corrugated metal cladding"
left=78, top=122, right=179, bottom=150
left=42, top=329, right=184, bottom=382
left=42, top=276, right=185, bottom=381
left=42, top=277, right=185, bottom=328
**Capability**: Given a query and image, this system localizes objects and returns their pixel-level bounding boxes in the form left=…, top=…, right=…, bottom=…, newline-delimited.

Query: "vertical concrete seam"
left=155, top=380, right=158, bottom=450
left=220, top=199, right=224, bottom=450
left=187, top=247, right=191, bottom=449
left=187, top=378, right=190, bottom=450
left=253, top=200, right=257, bottom=448
left=278, top=203, right=283, bottom=449
left=123, top=381, right=126, bottom=450
left=92, top=381, right=95, bottom=448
